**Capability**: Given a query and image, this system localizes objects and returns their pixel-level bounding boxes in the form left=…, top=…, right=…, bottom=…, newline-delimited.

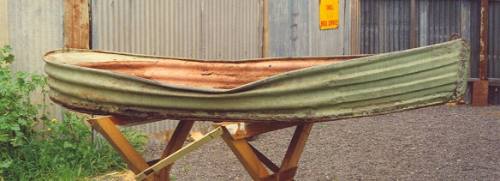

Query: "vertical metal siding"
left=360, top=0, right=411, bottom=54
left=268, top=0, right=304, bottom=56
left=360, top=0, right=470, bottom=53
left=8, top=0, right=64, bottom=120
left=488, top=0, right=500, bottom=103
left=91, top=0, right=261, bottom=59
left=202, top=0, right=262, bottom=59
left=268, top=0, right=347, bottom=57
left=92, top=0, right=203, bottom=58
left=488, top=0, right=500, bottom=78
left=422, top=0, right=461, bottom=45
left=0, top=0, right=8, bottom=46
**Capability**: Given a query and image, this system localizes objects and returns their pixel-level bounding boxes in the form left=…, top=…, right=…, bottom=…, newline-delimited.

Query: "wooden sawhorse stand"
left=88, top=116, right=313, bottom=181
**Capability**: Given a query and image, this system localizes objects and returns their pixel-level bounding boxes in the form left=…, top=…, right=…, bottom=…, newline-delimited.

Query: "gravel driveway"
left=143, top=105, right=500, bottom=181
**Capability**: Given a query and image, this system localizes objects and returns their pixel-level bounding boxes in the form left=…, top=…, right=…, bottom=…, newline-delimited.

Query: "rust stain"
left=78, top=56, right=366, bottom=89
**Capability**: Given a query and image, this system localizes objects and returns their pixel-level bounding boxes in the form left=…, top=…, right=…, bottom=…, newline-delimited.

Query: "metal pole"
left=473, top=0, right=489, bottom=106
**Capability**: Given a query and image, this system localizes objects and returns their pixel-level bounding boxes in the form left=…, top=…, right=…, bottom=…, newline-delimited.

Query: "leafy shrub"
left=0, top=45, right=46, bottom=176
left=0, top=45, right=147, bottom=180
left=5, top=113, right=147, bottom=180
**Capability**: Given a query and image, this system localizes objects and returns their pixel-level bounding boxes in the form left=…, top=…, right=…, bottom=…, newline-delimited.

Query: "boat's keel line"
left=88, top=116, right=314, bottom=181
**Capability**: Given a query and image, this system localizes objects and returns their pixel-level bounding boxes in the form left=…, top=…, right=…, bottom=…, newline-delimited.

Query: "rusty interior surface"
left=78, top=56, right=364, bottom=89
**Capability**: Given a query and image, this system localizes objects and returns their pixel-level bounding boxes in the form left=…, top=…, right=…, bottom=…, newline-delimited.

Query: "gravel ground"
left=142, top=105, right=500, bottom=181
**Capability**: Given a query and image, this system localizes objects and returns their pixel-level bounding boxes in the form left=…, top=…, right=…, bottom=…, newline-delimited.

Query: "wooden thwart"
left=88, top=116, right=313, bottom=181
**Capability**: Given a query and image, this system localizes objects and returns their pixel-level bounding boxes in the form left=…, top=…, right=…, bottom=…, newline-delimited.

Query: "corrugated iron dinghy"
left=44, top=39, right=469, bottom=123
left=44, top=40, right=469, bottom=121
left=44, top=39, right=469, bottom=180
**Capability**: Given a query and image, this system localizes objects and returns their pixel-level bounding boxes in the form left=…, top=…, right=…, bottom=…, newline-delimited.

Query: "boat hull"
left=44, top=40, right=469, bottom=123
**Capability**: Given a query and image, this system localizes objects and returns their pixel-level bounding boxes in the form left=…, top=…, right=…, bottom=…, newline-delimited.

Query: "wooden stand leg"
left=222, top=128, right=271, bottom=180
left=222, top=122, right=314, bottom=181
left=270, top=123, right=313, bottom=180
left=88, top=117, right=154, bottom=181
left=156, top=120, right=195, bottom=180
left=89, top=117, right=195, bottom=181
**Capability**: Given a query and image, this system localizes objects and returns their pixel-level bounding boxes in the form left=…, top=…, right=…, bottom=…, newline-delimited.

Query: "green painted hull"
left=44, top=40, right=469, bottom=122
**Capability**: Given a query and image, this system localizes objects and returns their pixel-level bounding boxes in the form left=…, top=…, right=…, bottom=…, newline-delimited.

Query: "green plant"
left=0, top=45, right=147, bottom=180
left=6, top=113, right=147, bottom=180
left=0, top=45, right=46, bottom=175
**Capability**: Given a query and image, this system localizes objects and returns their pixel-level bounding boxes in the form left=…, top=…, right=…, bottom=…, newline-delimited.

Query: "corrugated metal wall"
left=420, top=0, right=463, bottom=45
left=201, top=0, right=262, bottom=59
left=91, top=0, right=262, bottom=59
left=268, top=0, right=349, bottom=57
left=360, top=0, right=411, bottom=54
left=0, top=0, right=8, bottom=46
left=488, top=1, right=500, bottom=78
left=91, top=0, right=262, bottom=132
left=7, top=0, right=64, bottom=120
left=360, top=0, right=470, bottom=53
left=488, top=0, right=500, bottom=103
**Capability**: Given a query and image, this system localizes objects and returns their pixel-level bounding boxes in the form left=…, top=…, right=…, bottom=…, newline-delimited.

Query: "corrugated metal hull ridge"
left=268, top=0, right=348, bottom=57
left=44, top=40, right=469, bottom=123
left=359, top=0, right=479, bottom=76
left=420, top=0, right=479, bottom=78
left=8, top=0, right=64, bottom=120
left=91, top=0, right=261, bottom=60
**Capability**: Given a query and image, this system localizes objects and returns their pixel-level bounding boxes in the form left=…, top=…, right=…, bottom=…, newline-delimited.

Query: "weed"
left=0, top=45, right=147, bottom=180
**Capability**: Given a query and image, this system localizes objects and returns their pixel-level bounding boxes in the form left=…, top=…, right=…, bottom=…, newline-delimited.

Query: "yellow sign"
left=319, top=0, right=339, bottom=30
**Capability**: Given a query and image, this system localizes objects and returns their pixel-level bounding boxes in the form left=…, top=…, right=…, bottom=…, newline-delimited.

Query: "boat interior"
left=46, top=50, right=367, bottom=89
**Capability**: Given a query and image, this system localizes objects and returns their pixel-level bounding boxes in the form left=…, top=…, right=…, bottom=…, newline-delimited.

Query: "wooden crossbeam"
left=216, top=122, right=300, bottom=140
left=221, top=128, right=271, bottom=180
left=242, top=122, right=301, bottom=139
left=249, top=144, right=280, bottom=173
left=136, top=127, right=224, bottom=180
